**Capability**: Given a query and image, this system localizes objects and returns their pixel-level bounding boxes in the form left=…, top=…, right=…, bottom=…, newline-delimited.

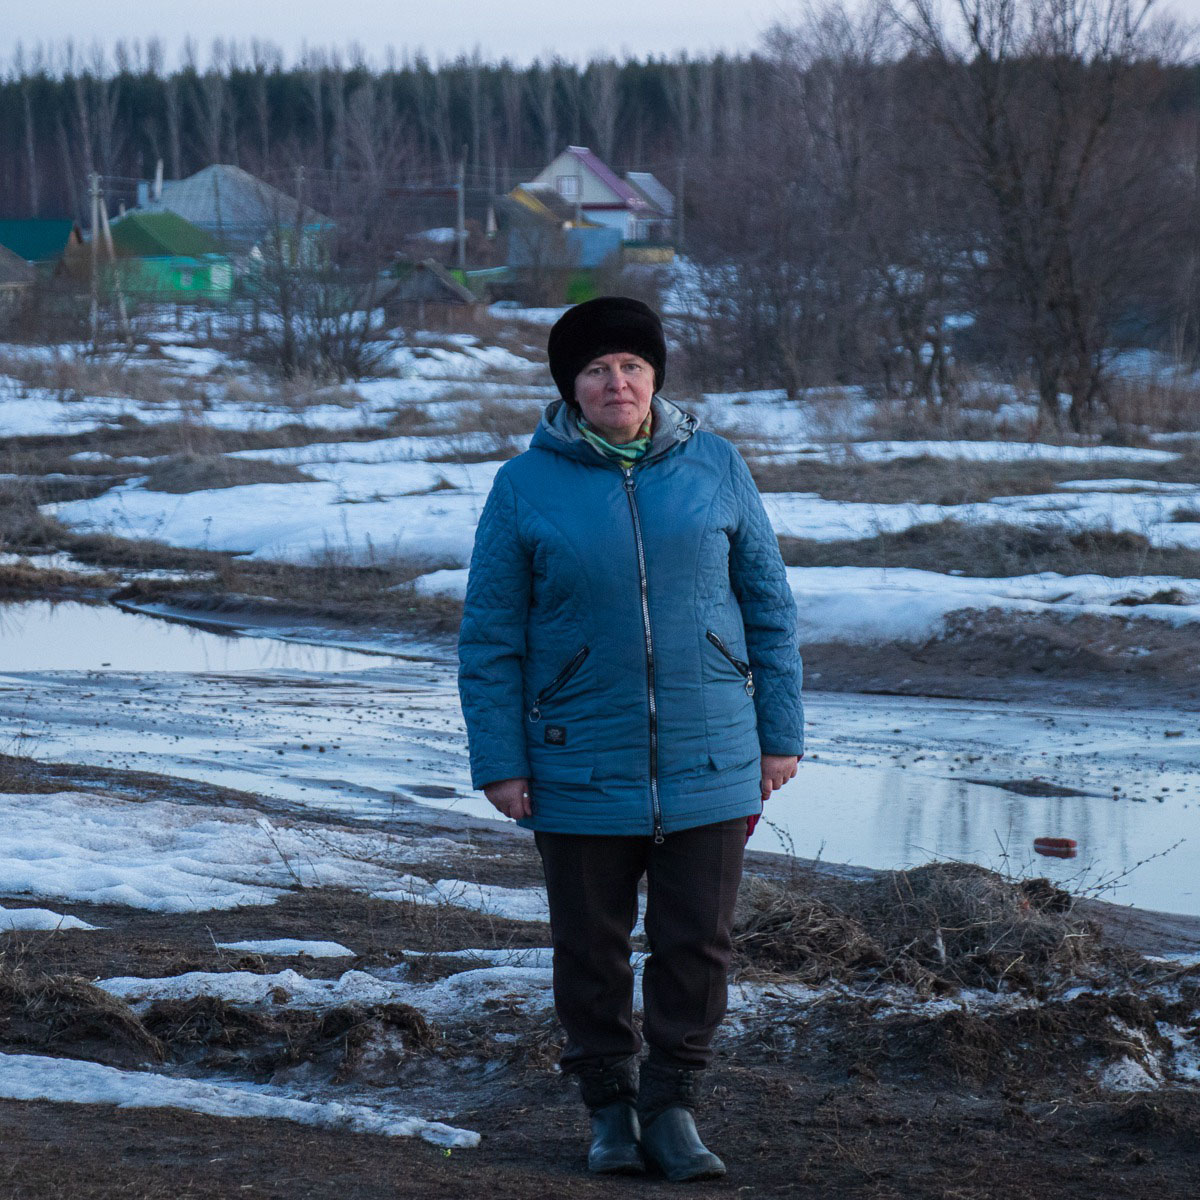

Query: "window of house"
left=556, top=175, right=580, bottom=198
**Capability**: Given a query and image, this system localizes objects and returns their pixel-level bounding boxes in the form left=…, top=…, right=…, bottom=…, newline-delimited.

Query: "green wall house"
left=112, top=256, right=234, bottom=301
left=107, top=211, right=234, bottom=301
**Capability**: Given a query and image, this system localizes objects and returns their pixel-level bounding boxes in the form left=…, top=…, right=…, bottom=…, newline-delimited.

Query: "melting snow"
left=371, top=875, right=550, bottom=923
left=215, top=939, right=356, bottom=958
left=406, top=564, right=1200, bottom=642
left=48, top=448, right=1200, bottom=569
left=0, top=904, right=96, bottom=932
left=0, top=1052, right=478, bottom=1146
left=786, top=566, right=1200, bottom=644
left=0, top=790, right=552, bottom=922
left=99, top=964, right=559, bottom=1020
left=748, top=440, right=1180, bottom=465
left=0, top=791, right=426, bottom=913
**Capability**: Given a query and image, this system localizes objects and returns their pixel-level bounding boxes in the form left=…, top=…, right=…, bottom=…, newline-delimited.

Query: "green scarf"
left=576, top=411, right=654, bottom=469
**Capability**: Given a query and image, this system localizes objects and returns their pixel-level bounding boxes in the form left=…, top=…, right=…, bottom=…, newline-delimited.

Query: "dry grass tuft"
left=0, top=960, right=166, bottom=1061
left=140, top=995, right=280, bottom=1049
left=0, top=752, right=61, bottom=795
left=0, top=559, right=114, bottom=595
left=778, top=519, right=1200, bottom=579
left=142, top=454, right=315, bottom=494
left=140, top=996, right=439, bottom=1064
left=735, top=876, right=885, bottom=983
left=735, top=862, right=1100, bottom=994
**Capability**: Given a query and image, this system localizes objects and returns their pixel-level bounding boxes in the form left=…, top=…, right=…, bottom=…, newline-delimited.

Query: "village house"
left=107, top=210, right=234, bottom=303
left=526, top=146, right=675, bottom=246
left=135, top=163, right=333, bottom=257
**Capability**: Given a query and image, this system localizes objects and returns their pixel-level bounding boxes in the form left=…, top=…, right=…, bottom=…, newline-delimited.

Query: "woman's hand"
left=483, top=777, right=532, bottom=820
left=760, top=754, right=800, bottom=804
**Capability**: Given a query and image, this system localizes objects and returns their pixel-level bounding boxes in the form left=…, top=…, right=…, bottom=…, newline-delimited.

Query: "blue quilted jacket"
left=457, top=395, right=804, bottom=837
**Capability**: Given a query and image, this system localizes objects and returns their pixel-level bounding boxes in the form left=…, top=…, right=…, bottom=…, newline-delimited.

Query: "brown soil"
left=3, top=842, right=1200, bottom=1195
left=800, top=609, right=1200, bottom=708
left=0, top=885, right=551, bottom=985
left=141, top=454, right=316, bottom=494
left=0, top=1050, right=1198, bottom=1198
left=749, top=452, right=1200, bottom=505
left=778, top=521, right=1200, bottom=580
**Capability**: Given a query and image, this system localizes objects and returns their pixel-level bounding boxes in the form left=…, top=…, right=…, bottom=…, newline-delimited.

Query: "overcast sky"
left=3, top=0, right=1197, bottom=67
left=1, top=0, right=794, bottom=66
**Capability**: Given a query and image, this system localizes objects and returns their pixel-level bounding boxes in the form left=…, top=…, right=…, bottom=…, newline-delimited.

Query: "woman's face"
left=573, top=352, right=655, bottom=443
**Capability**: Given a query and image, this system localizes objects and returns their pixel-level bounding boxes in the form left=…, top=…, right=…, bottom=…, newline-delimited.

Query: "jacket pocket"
left=527, top=645, right=590, bottom=722
left=707, top=746, right=757, bottom=771
left=706, top=630, right=755, bottom=696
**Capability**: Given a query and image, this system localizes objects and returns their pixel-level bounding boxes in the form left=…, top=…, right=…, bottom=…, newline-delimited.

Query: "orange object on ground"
left=1034, top=837, right=1078, bottom=859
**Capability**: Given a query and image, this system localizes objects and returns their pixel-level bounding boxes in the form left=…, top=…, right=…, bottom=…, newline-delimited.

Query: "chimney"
left=153, top=159, right=164, bottom=201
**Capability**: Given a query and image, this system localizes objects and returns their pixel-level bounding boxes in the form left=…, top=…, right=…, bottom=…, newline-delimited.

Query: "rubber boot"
left=637, top=1061, right=726, bottom=1182
left=576, top=1057, right=645, bottom=1175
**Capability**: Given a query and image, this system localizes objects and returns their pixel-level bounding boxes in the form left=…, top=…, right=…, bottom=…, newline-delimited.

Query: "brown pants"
left=535, top=817, right=746, bottom=1074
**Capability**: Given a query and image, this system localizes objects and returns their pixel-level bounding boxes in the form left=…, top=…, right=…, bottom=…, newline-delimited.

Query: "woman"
left=458, top=296, right=803, bottom=1181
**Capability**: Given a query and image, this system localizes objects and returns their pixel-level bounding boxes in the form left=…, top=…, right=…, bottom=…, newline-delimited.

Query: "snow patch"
left=0, top=904, right=96, bottom=932
left=0, top=791, right=425, bottom=913
left=0, top=1051, right=478, bottom=1146
left=371, top=875, right=550, bottom=923
left=215, top=939, right=356, bottom=958
left=99, top=964, right=559, bottom=1020
left=788, top=566, right=1200, bottom=645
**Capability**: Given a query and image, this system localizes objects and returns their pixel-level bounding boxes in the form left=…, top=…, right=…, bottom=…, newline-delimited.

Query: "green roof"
left=109, top=211, right=225, bottom=258
left=0, top=219, right=75, bottom=263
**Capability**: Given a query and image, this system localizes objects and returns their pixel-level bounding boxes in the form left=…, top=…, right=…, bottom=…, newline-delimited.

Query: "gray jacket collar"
left=531, top=394, right=700, bottom=466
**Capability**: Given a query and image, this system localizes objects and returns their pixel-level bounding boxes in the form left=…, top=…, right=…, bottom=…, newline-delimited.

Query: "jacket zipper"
left=706, top=630, right=756, bottom=696
left=623, top=466, right=664, bottom=843
left=527, top=645, right=590, bottom=723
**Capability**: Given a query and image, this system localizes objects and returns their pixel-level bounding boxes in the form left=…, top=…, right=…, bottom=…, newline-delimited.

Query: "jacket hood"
left=530, top=394, right=700, bottom=466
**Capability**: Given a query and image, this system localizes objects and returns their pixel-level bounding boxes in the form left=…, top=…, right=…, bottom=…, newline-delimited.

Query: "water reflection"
left=757, top=761, right=1199, bottom=915
left=0, top=601, right=397, bottom=674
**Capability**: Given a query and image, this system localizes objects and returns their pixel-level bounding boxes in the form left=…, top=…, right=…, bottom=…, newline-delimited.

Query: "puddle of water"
left=756, top=760, right=1200, bottom=916
left=0, top=601, right=399, bottom=673
left=4, top=605, right=1198, bottom=916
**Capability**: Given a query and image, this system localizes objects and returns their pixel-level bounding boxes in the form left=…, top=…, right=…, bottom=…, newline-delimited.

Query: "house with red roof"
left=529, top=146, right=674, bottom=245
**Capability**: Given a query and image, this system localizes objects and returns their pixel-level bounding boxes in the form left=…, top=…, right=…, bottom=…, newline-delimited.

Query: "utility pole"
left=456, top=146, right=467, bottom=273
left=89, top=173, right=100, bottom=352
left=98, top=191, right=132, bottom=348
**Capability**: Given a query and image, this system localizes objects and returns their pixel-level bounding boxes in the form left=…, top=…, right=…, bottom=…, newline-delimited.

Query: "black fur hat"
left=547, top=296, right=666, bottom=403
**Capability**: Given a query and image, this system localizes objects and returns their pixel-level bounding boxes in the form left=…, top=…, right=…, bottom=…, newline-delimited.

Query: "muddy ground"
left=2, top=1073, right=1199, bottom=1199
left=5, top=399, right=1200, bottom=1193
left=3, top=760, right=1200, bottom=1197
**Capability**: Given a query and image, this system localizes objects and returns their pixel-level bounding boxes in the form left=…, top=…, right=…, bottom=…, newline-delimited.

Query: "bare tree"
left=15, top=44, right=41, bottom=216
left=192, top=42, right=229, bottom=165
left=466, top=48, right=486, bottom=172
left=902, top=0, right=1187, bottom=430
left=301, top=51, right=328, bottom=170
left=89, top=46, right=125, bottom=182
left=528, top=60, right=560, bottom=162
left=249, top=40, right=281, bottom=169
left=499, top=63, right=524, bottom=180
left=584, top=59, right=622, bottom=163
